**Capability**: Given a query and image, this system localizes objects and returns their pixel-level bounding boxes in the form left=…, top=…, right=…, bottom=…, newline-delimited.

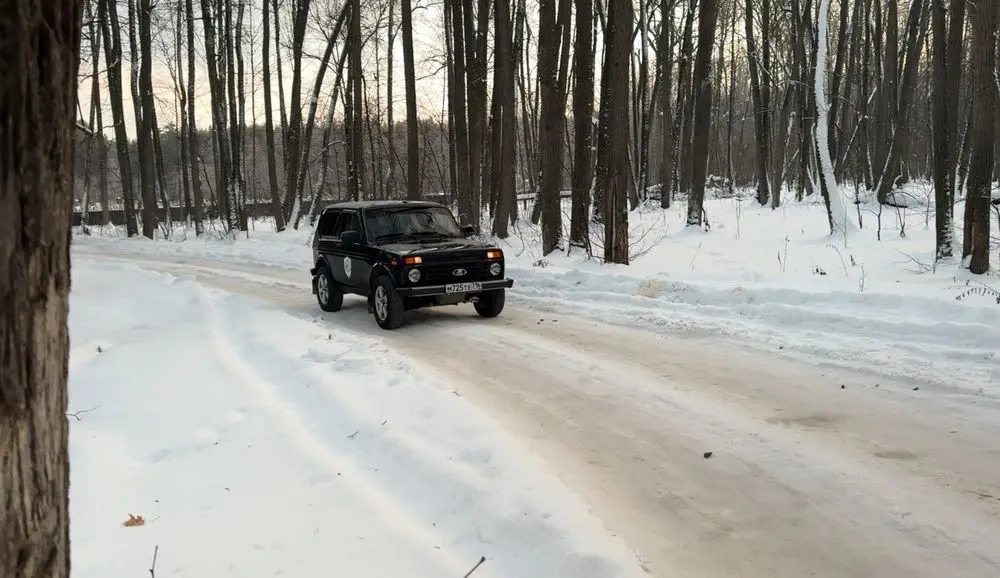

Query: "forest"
left=73, top=0, right=998, bottom=272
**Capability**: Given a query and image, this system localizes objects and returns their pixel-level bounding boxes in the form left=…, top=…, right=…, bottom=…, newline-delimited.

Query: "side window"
left=337, top=211, right=361, bottom=236
left=316, top=210, right=341, bottom=237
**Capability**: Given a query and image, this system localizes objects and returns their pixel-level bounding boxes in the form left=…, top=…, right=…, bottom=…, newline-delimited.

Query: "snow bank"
left=68, top=258, right=648, bottom=578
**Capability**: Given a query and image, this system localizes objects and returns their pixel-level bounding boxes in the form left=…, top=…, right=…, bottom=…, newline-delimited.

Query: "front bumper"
left=396, top=278, right=514, bottom=297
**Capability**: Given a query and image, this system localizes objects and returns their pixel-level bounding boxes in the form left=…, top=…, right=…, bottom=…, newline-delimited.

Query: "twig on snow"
left=462, top=556, right=486, bottom=578
left=67, top=405, right=102, bottom=422
left=149, top=545, right=159, bottom=578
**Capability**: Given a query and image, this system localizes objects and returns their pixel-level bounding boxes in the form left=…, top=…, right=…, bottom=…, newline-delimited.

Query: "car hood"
left=380, top=238, right=491, bottom=255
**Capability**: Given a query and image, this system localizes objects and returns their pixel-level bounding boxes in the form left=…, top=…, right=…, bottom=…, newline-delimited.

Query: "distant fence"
left=71, top=203, right=275, bottom=227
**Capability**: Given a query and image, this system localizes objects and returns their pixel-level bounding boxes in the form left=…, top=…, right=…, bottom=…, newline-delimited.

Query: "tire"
left=315, top=265, right=343, bottom=312
left=371, top=275, right=405, bottom=330
left=474, top=288, right=505, bottom=318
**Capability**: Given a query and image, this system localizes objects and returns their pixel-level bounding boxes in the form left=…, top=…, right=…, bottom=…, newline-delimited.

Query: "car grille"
left=420, top=261, right=494, bottom=284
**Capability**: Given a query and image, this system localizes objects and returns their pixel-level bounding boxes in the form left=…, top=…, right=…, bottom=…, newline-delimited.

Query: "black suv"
left=309, top=200, right=515, bottom=329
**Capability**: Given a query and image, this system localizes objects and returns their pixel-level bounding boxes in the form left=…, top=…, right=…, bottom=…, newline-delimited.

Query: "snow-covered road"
left=74, top=249, right=1000, bottom=578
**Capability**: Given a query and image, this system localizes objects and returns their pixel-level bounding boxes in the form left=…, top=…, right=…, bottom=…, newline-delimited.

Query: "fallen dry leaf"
left=122, top=514, right=145, bottom=527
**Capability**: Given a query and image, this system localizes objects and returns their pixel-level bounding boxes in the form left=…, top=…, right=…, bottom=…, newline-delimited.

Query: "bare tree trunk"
left=449, top=0, right=474, bottom=224
left=570, top=0, right=594, bottom=247
left=873, top=0, right=929, bottom=205
left=137, top=0, right=158, bottom=238
left=657, top=0, right=674, bottom=208
left=599, top=0, right=632, bottom=264
left=262, top=0, right=284, bottom=231
left=931, top=0, right=965, bottom=261
left=272, top=0, right=288, bottom=134
left=401, top=0, right=421, bottom=200
left=87, top=0, right=110, bottom=227
left=537, top=0, right=570, bottom=254
left=745, top=0, right=771, bottom=207
left=100, top=0, right=138, bottom=236
left=386, top=0, right=397, bottom=197
left=201, top=0, right=238, bottom=232
left=965, top=0, right=995, bottom=274
left=0, top=3, right=79, bottom=577
left=281, top=0, right=313, bottom=222
left=294, top=6, right=349, bottom=227
left=686, top=0, right=718, bottom=227
left=348, top=0, right=368, bottom=200
left=186, top=0, right=204, bottom=235
left=175, top=0, right=192, bottom=225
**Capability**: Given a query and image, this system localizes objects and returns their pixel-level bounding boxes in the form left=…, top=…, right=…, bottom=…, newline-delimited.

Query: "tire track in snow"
left=194, top=281, right=646, bottom=578
left=192, top=282, right=472, bottom=577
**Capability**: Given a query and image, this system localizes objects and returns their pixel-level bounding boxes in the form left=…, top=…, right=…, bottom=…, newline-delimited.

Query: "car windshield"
left=365, top=206, right=463, bottom=241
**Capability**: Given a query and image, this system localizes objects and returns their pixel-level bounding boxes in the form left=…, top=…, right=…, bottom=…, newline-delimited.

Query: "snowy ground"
left=68, top=185, right=1000, bottom=577
left=68, top=259, right=648, bottom=578
left=73, top=185, right=1000, bottom=394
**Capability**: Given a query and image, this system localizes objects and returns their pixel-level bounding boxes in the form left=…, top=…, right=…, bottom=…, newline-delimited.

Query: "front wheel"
left=474, top=289, right=505, bottom=318
left=372, top=275, right=405, bottom=330
left=315, top=265, right=343, bottom=312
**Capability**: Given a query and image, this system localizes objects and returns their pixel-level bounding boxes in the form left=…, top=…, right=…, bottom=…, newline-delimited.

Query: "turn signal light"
left=403, top=256, right=423, bottom=265
left=486, top=250, right=503, bottom=259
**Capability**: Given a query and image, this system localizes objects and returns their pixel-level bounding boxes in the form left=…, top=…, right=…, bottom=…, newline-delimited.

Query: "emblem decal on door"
left=343, top=256, right=352, bottom=278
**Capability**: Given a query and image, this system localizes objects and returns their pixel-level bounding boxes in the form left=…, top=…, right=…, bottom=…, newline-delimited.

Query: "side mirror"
left=341, top=230, right=362, bottom=244
left=461, top=224, right=476, bottom=237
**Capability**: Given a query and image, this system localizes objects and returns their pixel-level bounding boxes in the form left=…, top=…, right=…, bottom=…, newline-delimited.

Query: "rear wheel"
left=372, top=275, right=405, bottom=330
left=315, top=265, right=343, bottom=312
left=474, top=288, right=505, bottom=318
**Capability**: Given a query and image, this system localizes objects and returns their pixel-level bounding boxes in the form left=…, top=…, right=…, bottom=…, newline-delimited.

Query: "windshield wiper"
left=375, top=231, right=420, bottom=242
left=407, top=231, right=453, bottom=239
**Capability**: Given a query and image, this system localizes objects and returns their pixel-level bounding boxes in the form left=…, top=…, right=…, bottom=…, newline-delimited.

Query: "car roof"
left=320, top=200, right=445, bottom=212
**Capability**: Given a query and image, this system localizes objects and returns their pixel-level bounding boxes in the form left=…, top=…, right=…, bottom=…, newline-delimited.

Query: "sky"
left=77, top=0, right=462, bottom=139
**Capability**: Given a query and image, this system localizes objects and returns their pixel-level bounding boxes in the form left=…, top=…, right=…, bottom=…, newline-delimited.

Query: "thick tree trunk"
left=686, top=0, right=718, bottom=227
left=931, top=0, right=965, bottom=261
left=0, top=2, right=80, bottom=577
left=965, top=0, right=995, bottom=274
left=599, top=0, right=632, bottom=264
left=491, top=0, right=518, bottom=237
left=537, top=0, right=566, bottom=254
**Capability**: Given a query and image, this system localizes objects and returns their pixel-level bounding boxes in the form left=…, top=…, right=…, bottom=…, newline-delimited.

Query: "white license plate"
left=445, top=282, right=483, bottom=294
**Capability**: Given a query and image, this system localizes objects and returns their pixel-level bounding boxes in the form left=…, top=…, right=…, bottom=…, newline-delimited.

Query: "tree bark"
left=537, top=0, right=567, bottom=254
left=401, top=0, right=421, bottom=200
left=99, top=0, right=138, bottom=236
left=262, top=0, right=284, bottom=231
left=0, top=2, right=79, bottom=577
left=965, top=0, right=995, bottom=274
left=570, top=0, right=594, bottom=247
left=599, top=0, right=632, bottom=264
left=491, top=0, right=517, bottom=237
left=686, top=0, right=717, bottom=227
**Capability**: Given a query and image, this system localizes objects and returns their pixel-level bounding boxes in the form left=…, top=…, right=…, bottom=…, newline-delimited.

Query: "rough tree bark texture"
left=686, top=0, right=718, bottom=226
left=601, top=0, right=632, bottom=264
left=0, top=1, right=80, bottom=577
left=965, top=0, right=996, bottom=274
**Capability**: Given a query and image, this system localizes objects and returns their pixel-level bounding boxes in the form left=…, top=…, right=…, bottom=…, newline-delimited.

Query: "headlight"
left=407, top=268, right=421, bottom=283
left=489, top=262, right=502, bottom=276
